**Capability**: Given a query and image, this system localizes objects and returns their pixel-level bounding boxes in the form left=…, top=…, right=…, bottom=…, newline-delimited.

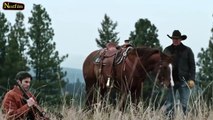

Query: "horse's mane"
left=134, top=47, right=160, bottom=60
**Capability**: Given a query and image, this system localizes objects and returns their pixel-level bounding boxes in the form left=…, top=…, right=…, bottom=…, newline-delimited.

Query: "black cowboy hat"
left=167, top=30, right=187, bottom=40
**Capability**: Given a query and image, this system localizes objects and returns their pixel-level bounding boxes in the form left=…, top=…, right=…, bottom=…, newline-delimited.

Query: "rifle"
left=16, top=81, right=50, bottom=120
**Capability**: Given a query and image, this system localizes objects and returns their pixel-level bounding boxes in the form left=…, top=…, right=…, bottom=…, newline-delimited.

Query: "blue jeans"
left=165, top=80, right=190, bottom=116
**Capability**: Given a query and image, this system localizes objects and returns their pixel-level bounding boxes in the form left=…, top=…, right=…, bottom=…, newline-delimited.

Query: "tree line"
left=0, top=4, right=68, bottom=105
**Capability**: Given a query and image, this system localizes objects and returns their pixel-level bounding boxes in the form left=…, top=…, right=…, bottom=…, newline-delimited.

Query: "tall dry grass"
left=1, top=85, right=213, bottom=120
left=57, top=100, right=213, bottom=120
left=1, top=98, right=212, bottom=120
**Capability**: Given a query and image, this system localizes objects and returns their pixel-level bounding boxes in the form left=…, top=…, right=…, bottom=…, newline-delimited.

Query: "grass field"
left=1, top=85, right=213, bottom=120
left=1, top=98, right=212, bottom=120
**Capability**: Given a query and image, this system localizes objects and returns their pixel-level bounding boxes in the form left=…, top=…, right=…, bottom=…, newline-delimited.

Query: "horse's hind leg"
left=85, top=84, right=96, bottom=107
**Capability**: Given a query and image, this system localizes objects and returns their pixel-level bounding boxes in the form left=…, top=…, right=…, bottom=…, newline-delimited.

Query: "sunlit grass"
left=1, top=97, right=212, bottom=120
left=1, top=84, right=213, bottom=120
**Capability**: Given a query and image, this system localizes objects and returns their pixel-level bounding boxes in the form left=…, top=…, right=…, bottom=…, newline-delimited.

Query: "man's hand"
left=27, top=97, right=35, bottom=107
left=187, top=80, right=195, bottom=89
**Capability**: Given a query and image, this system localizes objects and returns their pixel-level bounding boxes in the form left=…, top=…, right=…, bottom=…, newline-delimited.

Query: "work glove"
left=187, top=80, right=195, bottom=89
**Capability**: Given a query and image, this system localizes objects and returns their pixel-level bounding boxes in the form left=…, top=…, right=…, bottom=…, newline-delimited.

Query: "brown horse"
left=83, top=47, right=172, bottom=108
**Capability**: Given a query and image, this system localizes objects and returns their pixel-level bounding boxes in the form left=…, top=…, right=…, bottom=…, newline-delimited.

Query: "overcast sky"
left=1, top=0, right=213, bottom=69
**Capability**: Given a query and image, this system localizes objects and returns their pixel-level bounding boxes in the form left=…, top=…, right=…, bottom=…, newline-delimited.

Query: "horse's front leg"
left=131, top=82, right=143, bottom=105
left=117, top=84, right=129, bottom=111
left=100, top=87, right=106, bottom=101
left=117, top=93, right=128, bottom=111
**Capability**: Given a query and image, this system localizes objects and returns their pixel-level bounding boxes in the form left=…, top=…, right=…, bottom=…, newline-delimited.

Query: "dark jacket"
left=163, top=43, right=195, bottom=82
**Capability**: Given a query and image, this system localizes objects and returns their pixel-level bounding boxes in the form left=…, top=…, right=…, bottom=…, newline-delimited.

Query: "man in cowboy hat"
left=163, top=30, right=196, bottom=117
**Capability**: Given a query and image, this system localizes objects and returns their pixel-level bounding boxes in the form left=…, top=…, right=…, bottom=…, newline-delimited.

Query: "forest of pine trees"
left=1, top=5, right=213, bottom=107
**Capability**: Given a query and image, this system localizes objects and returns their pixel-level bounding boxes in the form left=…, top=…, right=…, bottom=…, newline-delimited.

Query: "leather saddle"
left=94, top=44, right=132, bottom=88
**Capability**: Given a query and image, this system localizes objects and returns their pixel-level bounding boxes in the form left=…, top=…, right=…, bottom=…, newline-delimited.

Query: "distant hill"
left=62, top=67, right=84, bottom=83
left=29, top=67, right=84, bottom=83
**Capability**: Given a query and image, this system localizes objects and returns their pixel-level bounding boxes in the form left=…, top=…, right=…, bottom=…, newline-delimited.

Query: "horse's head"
left=135, top=47, right=172, bottom=87
left=155, top=52, right=172, bottom=87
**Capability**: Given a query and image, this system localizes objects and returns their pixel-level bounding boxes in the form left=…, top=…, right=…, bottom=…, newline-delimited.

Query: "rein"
left=135, top=49, right=159, bottom=81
